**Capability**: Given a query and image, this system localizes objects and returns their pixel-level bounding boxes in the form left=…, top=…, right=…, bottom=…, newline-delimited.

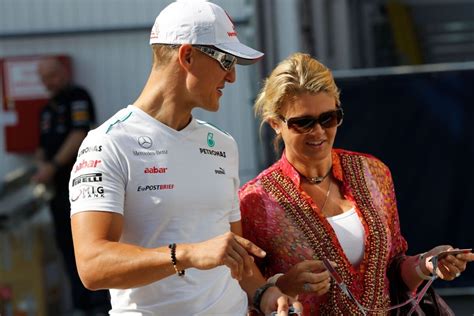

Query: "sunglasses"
left=194, top=46, right=237, bottom=72
left=278, top=108, right=344, bottom=133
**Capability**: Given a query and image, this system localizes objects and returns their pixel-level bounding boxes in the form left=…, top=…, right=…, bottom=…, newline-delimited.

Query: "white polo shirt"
left=70, top=105, right=247, bottom=315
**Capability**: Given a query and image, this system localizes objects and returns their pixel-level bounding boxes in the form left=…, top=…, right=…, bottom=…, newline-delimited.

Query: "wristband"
left=415, top=253, right=432, bottom=280
left=253, top=283, right=276, bottom=313
left=267, top=273, right=284, bottom=285
left=168, top=243, right=185, bottom=276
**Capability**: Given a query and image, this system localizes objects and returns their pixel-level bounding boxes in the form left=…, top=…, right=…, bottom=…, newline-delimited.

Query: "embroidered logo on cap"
left=225, top=11, right=237, bottom=37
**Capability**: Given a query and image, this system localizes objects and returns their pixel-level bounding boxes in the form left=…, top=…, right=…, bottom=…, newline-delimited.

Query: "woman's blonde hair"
left=254, top=52, right=341, bottom=152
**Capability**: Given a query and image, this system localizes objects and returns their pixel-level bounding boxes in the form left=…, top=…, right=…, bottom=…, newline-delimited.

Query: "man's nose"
left=225, top=66, right=236, bottom=83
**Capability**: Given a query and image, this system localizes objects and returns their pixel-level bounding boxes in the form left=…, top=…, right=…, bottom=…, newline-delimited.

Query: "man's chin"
left=200, top=103, right=220, bottom=112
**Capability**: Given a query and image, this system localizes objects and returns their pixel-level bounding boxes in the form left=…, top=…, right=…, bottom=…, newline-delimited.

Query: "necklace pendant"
left=304, top=166, right=333, bottom=185
left=308, top=176, right=324, bottom=184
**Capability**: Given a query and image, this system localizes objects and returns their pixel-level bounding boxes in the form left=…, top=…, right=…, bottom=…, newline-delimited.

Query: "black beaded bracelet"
left=253, top=283, right=276, bottom=313
left=168, top=243, right=185, bottom=276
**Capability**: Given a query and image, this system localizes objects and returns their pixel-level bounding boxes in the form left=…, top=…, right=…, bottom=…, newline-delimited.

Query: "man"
left=33, top=57, right=110, bottom=314
left=69, top=0, right=301, bottom=315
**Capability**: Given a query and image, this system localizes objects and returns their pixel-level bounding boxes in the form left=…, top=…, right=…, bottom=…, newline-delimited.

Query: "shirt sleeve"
left=69, top=88, right=95, bottom=129
left=69, top=132, right=127, bottom=216
left=228, top=138, right=241, bottom=223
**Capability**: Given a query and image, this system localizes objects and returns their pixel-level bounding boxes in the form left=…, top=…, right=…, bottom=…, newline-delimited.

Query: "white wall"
left=0, top=0, right=261, bottom=184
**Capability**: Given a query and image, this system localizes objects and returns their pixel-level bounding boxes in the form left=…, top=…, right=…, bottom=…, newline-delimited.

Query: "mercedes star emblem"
left=138, top=136, right=153, bottom=149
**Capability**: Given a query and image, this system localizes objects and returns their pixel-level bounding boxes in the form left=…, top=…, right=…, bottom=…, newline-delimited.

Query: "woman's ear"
left=178, top=44, right=194, bottom=71
left=268, top=118, right=281, bottom=134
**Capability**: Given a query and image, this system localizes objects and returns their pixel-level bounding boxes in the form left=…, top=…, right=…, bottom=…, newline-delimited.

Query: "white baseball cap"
left=149, top=0, right=263, bottom=65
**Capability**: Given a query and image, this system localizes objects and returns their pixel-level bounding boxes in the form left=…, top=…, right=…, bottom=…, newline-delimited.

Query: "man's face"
left=187, top=47, right=237, bottom=112
left=38, top=60, right=68, bottom=95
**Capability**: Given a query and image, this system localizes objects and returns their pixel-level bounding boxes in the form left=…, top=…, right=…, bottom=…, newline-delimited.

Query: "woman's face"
left=274, top=92, right=339, bottom=166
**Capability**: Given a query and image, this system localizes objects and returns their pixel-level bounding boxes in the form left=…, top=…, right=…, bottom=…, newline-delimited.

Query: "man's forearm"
left=53, top=129, right=87, bottom=166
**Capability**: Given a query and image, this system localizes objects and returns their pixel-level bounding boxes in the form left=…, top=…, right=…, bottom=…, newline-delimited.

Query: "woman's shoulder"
left=334, top=148, right=390, bottom=171
left=239, top=161, right=281, bottom=198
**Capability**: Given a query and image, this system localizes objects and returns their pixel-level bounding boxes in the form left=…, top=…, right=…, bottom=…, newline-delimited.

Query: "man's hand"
left=181, top=232, right=266, bottom=280
left=32, top=161, right=56, bottom=184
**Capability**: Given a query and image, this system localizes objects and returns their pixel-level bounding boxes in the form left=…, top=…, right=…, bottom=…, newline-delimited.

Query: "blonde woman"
left=239, top=52, right=473, bottom=315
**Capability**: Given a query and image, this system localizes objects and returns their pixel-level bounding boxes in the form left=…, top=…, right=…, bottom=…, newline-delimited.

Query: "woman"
left=239, top=53, right=473, bottom=315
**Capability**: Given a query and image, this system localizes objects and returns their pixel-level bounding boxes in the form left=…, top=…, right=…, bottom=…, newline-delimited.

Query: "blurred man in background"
left=32, top=57, right=109, bottom=315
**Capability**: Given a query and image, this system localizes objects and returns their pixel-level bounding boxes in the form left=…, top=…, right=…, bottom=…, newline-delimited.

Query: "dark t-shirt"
left=39, top=84, right=96, bottom=161
left=39, top=84, right=96, bottom=189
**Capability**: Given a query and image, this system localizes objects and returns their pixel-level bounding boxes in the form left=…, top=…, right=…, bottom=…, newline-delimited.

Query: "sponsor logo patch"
left=199, top=148, right=226, bottom=158
left=138, top=136, right=153, bottom=149
left=207, top=132, right=215, bottom=147
left=74, top=159, right=101, bottom=172
left=72, top=173, right=103, bottom=186
left=144, top=167, right=168, bottom=174
left=137, top=184, right=174, bottom=191
left=133, top=149, right=168, bottom=156
left=78, top=145, right=103, bottom=157
left=214, top=167, right=225, bottom=175
left=71, top=185, right=105, bottom=201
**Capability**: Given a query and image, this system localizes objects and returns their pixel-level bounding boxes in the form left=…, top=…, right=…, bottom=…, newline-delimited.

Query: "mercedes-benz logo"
left=138, top=136, right=153, bottom=149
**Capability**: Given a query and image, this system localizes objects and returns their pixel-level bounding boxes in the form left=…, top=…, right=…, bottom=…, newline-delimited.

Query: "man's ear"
left=178, top=44, right=194, bottom=71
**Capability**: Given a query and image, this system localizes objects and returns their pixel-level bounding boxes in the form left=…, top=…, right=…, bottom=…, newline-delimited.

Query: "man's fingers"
left=230, top=239, right=254, bottom=276
left=233, top=234, right=266, bottom=258
left=227, top=246, right=245, bottom=280
left=222, top=256, right=240, bottom=280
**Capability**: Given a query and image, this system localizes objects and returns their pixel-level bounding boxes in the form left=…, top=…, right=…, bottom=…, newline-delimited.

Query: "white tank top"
left=327, top=207, right=365, bottom=266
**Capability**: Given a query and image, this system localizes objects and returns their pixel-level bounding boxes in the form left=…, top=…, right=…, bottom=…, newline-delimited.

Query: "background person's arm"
left=53, top=129, right=87, bottom=166
left=33, top=130, right=87, bottom=183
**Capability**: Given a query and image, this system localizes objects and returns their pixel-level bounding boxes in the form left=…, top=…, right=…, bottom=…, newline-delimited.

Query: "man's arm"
left=71, top=211, right=178, bottom=290
left=53, top=129, right=87, bottom=166
left=33, top=129, right=87, bottom=184
left=71, top=211, right=267, bottom=290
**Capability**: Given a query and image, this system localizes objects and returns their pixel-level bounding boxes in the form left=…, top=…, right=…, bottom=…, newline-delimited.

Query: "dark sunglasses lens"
left=286, top=109, right=343, bottom=133
left=319, top=111, right=340, bottom=128
left=287, top=117, right=317, bottom=133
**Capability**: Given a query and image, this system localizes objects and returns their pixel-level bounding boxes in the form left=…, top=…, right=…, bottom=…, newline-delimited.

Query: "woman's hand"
left=259, top=286, right=303, bottom=315
left=275, top=260, right=334, bottom=297
left=422, top=245, right=474, bottom=280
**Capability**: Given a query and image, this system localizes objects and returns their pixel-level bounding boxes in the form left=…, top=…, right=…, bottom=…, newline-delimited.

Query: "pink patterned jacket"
left=240, top=149, right=408, bottom=315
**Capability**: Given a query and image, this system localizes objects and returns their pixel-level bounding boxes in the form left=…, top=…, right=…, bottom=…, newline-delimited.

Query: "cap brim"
left=214, top=42, right=264, bottom=65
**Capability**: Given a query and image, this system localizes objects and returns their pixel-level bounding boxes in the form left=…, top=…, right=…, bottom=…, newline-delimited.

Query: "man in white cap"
left=69, top=0, right=301, bottom=315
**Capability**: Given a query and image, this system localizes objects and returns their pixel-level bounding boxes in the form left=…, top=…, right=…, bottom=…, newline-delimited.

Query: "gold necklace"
left=320, top=180, right=332, bottom=213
